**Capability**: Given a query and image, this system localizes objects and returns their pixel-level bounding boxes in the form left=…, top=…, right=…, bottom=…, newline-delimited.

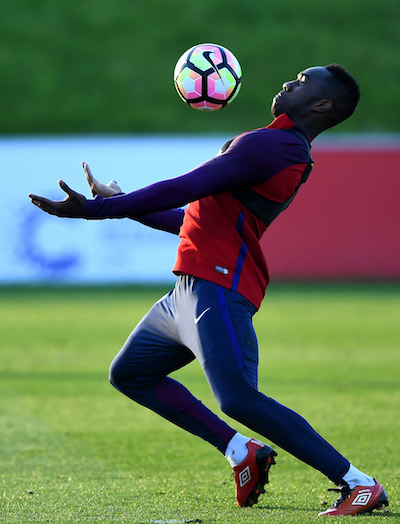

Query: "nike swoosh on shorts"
left=194, top=307, right=211, bottom=324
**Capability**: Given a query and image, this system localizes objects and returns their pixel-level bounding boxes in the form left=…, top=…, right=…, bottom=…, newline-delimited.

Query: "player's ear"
left=313, top=99, right=333, bottom=113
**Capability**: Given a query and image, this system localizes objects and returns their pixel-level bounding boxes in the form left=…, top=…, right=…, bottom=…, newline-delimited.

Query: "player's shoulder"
left=252, top=126, right=308, bottom=145
left=222, top=127, right=303, bottom=157
left=236, top=126, right=306, bottom=147
left=252, top=127, right=311, bottom=165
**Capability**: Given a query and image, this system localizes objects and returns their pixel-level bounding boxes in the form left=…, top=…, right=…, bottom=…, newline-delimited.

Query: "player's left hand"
left=83, top=161, right=122, bottom=197
left=29, top=180, right=87, bottom=218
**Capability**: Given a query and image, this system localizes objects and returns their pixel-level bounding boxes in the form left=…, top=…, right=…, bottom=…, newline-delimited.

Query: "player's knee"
left=218, top=382, right=257, bottom=421
left=219, top=395, right=243, bottom=420
left=109, top=354, right=144, bottom=401
left=109, top=356, right=127, bottom=392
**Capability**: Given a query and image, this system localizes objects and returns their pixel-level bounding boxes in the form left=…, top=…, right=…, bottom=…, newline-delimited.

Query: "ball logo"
left=202, top=51, right=219, bottom=75
left=239, top=466, right=251, bottom=487
left=352, top=491, right=372, bottom=506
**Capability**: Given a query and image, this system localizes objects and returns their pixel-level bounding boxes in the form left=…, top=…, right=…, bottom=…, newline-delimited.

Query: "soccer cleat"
left=233, top=438, right=277, bottom=507
left=318, top=479, right=389, bottom=517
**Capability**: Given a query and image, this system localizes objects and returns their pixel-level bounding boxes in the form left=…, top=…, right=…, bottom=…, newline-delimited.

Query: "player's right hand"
left=82, top=161, right=122, bottom=197
left=28, top=180, right=87, bottom=218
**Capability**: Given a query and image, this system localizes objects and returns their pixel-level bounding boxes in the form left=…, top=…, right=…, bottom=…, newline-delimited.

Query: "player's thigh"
left=110, top=290, right=194, bottom=384
left=175, top=277, right=259, bottom=389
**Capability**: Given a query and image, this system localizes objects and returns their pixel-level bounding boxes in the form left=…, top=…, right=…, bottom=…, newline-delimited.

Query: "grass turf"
left=0, top=282, right=399, bottom=523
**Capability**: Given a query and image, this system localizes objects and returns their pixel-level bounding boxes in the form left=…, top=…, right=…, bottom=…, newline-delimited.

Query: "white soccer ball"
left=174, top=43, right=242, bottom=111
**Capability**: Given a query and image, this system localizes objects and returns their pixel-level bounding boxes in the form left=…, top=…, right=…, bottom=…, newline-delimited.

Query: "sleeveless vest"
left=220, top=129, right=314, bottom=226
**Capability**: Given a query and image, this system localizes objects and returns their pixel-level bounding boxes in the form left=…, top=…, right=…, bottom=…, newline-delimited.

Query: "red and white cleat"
left=318, top=479, right=389, bottom=517
left=233, top=438, right=277, bottom=507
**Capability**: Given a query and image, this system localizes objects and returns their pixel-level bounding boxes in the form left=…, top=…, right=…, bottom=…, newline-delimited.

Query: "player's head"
left=323, top=64, right=360, bottom=125
left=271, top=64, right=360, bottom=134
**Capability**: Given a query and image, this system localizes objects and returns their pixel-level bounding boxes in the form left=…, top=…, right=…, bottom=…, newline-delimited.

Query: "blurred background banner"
left=0, top=135, right=225, bottom=284
left=263, top=138, right=400, bottom=279
left=1, top=0, right=399, bottom=284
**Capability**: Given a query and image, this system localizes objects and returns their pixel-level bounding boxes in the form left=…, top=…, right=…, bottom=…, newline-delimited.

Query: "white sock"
left=224, top=432, right=251, bottom=467
left=342, top=464, right=375, bottom=489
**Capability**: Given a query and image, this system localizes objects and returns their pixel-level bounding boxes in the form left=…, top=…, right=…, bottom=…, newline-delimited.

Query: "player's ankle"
left=342, top=464, right=375, bottom=489
left=224, top=432, right=251, bottom=467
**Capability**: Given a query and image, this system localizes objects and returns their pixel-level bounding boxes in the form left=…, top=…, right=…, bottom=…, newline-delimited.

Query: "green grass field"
left=1, top=283, right=399, bottom=523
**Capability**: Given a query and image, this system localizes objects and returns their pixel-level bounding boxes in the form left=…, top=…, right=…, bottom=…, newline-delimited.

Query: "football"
left=174, top=43, right=242, bottom=111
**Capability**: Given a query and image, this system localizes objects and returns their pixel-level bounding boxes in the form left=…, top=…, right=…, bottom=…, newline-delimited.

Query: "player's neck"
left=292, top=119, right=326, bottom=141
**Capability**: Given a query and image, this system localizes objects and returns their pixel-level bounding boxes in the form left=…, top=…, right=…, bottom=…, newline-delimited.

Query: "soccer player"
left=29, top=64, right=389, bottom=516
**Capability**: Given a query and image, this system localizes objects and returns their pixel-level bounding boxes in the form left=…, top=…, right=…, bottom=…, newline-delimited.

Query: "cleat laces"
left=327, top=483, right=351, bottom=508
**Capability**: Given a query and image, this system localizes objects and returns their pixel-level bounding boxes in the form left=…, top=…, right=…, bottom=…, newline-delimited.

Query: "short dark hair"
left=324, top=64, right=360, bottom=124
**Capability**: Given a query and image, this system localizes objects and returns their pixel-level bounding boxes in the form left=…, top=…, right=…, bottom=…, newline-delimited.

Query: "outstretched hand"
left=29, top=180, right=87, bottom=218
left=82, top=162, right=122, bottom=197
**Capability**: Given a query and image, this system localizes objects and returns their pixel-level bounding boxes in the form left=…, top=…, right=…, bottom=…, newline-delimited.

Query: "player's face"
left=271, top=66, right=332, bottom=119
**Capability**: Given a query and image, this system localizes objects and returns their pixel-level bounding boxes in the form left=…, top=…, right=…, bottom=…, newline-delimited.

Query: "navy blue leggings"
left=109, top=275, right=349, bottom=484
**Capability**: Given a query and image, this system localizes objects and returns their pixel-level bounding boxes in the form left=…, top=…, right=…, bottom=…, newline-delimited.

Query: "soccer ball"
left=174, top=43, right=242, bottom=111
